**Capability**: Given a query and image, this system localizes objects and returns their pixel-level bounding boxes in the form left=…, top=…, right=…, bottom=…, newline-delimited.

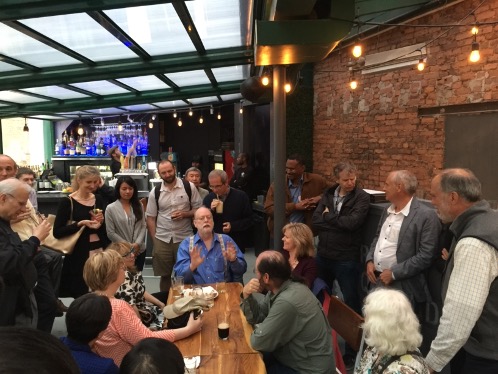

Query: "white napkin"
left=184, top=356, right=200, bottom=369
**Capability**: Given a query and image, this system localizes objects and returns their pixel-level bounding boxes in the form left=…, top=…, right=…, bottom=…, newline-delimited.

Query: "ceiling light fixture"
left=77, top=115, right=84, bottom=135
left=23, top=117, right=29, bottom=132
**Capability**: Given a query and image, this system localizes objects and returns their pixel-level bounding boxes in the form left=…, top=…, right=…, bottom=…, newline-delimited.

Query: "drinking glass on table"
left=217, top=312, right=230, bottom=340
left=172, top=276, right=184, bottom=299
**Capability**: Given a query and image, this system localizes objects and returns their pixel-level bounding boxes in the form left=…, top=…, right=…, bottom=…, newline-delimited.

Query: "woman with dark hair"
left=61, top=293, right=118, bottom=374
left=120, top=338, right=185, bottom=374
left=0, top=326, right=80, bottom=374
left=105, top=176, right=146, bottom=271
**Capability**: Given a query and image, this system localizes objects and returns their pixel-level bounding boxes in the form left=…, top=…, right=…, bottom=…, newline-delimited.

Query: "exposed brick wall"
left=313, top=0, right=496, bottom=199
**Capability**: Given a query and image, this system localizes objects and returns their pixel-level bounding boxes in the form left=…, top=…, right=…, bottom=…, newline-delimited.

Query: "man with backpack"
left=146, top=160, right=202, bottom=292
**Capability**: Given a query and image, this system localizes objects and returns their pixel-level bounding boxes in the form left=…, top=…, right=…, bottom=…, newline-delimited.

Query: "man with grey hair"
left=184, top=167, right=209, bottom=200
left=203, top=169, right=253, bottom=254
left=0, top=178, right=51, bottom=327
left=426, top=169, right=498, bottom=374
left=366, top=170, right=441, bottom=310
left=312, top=160, right=370, bottom=367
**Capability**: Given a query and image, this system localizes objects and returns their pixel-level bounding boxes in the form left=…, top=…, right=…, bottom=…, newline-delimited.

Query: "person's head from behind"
left=83, top=249, right=125, bottom=292
left=16, top=167, right=36, bottom=188
left=72, top=165, right=100, bottom=192
left=362, top=288, right=422, bottom=356
left=0, top=326, right=80, bottom=374
left=256, top=250, right=291, bottom=292
left=120, top=337, right=185, bottom=374
left=66, top=293, right=112, bottom=345
left=282, top=222, right=315, bottom=259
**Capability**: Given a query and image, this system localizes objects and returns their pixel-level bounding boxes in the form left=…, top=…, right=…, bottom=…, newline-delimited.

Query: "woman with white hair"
left=355, top=288, right=429, bottom=374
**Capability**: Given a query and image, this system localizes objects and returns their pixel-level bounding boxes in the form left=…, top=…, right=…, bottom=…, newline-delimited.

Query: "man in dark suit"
left=366, top=170, right=441, bottom=308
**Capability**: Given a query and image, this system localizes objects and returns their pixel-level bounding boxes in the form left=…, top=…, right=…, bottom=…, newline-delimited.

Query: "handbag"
left=43, top=197, right=85, bottom=254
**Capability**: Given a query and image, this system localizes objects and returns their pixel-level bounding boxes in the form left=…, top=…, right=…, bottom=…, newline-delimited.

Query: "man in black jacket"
left=312, top=161, right=370, bottom=313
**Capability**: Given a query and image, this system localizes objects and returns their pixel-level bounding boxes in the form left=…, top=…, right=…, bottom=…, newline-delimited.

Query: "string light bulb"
left=469, top=38, right=480, bottom=63
left=188, top=109, right=193, bottom=117
left=23, top=117, right=29, bottom=132
left=117, top=115, right=123, bottom=132
left=199, top=116, right=204, bottom=124
left=173, top=110, right=177, bottom=118
left=217, top=113, right=221, bottom=120
left=178, top=118, right=183, bottom=127
left=284, top=83, right=291, bottom=93
left=471, top=25, right=479, bottom=35
left=210, top=106, right=214, bottom=115
left=261, top=76, right=270, bottom=86
left=417, top=59, right=425, bottom=71
left=352, top=42, right=362, bottom=58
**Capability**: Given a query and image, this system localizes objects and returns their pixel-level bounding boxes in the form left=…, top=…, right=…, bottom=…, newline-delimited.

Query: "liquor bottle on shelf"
left=54, top=139, right=61, bottom=155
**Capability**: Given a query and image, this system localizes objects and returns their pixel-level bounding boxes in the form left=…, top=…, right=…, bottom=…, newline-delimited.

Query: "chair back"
left=324, top=293, right=364, bottom=352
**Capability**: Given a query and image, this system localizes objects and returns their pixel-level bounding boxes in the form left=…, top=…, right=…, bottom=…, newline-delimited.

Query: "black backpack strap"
left=154, top=185, right=161, bottom=212
left=182, top=179, right=192, bottom=209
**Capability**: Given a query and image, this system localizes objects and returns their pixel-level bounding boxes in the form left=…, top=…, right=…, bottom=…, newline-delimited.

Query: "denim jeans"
left=316, top=256, right=362, bottom=314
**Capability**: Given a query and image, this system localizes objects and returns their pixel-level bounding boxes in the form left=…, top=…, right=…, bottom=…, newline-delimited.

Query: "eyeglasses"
left=195, top=215, right=213, bottom=222
left=121, top=247, right=134, bottom=258
left=209, top=184, right=224, bottom=190
left=6, top=193, right=27, bottom=208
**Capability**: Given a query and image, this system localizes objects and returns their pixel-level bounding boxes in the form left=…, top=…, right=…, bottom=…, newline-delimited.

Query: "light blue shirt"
left=174, top=232, right=247, bottom=284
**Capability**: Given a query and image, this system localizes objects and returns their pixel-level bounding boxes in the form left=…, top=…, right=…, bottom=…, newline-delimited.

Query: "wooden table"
left=168, top=282, right=266, bottom=373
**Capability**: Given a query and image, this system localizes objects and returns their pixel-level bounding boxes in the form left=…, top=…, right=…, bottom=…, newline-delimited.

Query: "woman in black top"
left=54, top=165, right=109, bottom=298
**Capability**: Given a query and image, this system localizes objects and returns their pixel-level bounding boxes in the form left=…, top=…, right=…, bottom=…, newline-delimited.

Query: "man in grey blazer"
left=366, top=170, right=441, bottom=307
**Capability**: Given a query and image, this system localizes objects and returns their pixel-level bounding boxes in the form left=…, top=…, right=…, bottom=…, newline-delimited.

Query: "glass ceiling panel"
left=71, top=81, right=129, bottom=95
left=0, top=62, right=23, bottom=73
left=165, top=70, right=210, bottom=86
left=104, top=4, right=196, bottom=56
left=21, top=13, right=138, bottom=62
left=23, top=86, right=89, bottom=100
left=188, top=96, right=219, bottom=105
left=117, top=76, right=170, bottom=91
left=0, top=23, right=81, bottom=68
left=186, top=0, right=244, bottom=49
left=212, top=65, right=250, bottom=82
left=33, top=115, right=69, bottom=120
left=153, top=100, right=188, bottom=108
left=120, top=104, right=158, bottom=112
left=0, top=90, right=48, bottom=104
left=86, top=108, right=127, bottom=115
left=220, top=93, right=242, bottom=101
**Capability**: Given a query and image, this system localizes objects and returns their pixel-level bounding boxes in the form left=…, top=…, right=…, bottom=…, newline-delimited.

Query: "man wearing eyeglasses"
left=173, top=207, right=246, bottom=284
left=0, top=177, right=51, bottom=327
left=203, top=169, right=253, bottom=256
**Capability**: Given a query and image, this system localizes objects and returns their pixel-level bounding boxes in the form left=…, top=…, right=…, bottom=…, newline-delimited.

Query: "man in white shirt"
left=366, top=170, right=440, bottom=308
left=146, top=160, right=202, bottom=292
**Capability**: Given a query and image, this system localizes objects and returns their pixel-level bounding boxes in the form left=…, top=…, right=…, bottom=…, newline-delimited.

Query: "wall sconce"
left=23, top=117, right=29, bottom=132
